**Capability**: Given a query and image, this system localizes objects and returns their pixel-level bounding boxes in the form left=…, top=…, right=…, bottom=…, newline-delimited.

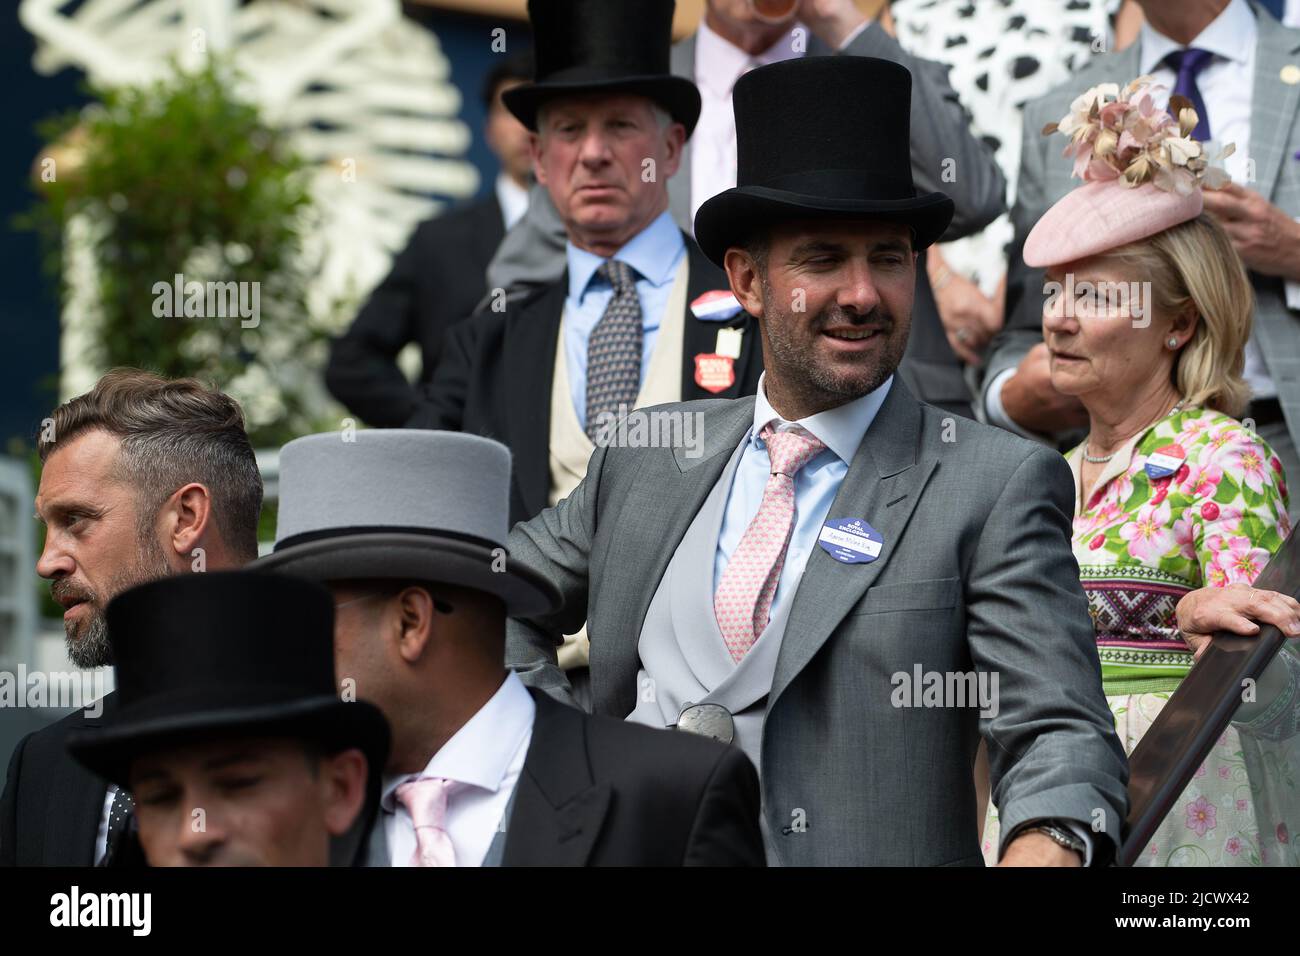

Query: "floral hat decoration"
left=1023, top=76, right=1234, bottom=269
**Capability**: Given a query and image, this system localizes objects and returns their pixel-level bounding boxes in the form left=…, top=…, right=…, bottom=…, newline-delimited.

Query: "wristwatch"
left=1014, top=819, right=1087, bottom=863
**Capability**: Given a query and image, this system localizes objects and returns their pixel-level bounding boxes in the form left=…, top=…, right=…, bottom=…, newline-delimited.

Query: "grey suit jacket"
left=485, top=20, right=1006, bottom=293
left=505, top=380, right=1128, bottom=865
left=980, top=3, right=1300, bottom=454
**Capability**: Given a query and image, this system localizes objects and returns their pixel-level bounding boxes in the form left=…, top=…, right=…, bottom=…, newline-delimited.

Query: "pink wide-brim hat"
left=1023, top=179, right=1203, bottom=268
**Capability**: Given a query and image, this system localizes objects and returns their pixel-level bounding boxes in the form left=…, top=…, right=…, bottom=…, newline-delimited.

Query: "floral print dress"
left=982, top=406, right=1297, bottom=865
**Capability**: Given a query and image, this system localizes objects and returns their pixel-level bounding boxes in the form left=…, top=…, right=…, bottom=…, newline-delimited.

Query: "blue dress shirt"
left=713, top=373, right=894, bottom=619
left=564, top=210, right=686, bottom=430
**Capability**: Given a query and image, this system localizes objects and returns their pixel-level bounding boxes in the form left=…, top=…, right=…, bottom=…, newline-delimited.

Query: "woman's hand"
left=1175, top=584, right=1300, bottom=659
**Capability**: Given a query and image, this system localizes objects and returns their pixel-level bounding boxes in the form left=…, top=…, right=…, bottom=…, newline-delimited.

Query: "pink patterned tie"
left=396, top=776, right=457, bottom=867
left=714, top=423, right=826, bottom=662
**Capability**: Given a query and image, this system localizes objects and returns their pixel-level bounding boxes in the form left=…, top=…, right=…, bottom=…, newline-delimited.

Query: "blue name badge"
left=817, top=518, right=883, bottom=564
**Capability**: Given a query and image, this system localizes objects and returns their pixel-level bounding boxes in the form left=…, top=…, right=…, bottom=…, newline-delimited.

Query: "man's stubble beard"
left=759, top=273, right=908, bottom=411
left=62, top=535, right=174, bottom=669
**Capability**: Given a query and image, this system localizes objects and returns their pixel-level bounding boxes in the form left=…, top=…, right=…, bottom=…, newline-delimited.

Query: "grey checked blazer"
left=505, top=380, right=1128, bottom=865
left=981, top=3, right=1300, bottom=454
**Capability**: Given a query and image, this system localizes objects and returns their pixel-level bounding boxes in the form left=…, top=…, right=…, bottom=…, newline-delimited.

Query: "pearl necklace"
left=1083, top=399, right=1185, bottom=464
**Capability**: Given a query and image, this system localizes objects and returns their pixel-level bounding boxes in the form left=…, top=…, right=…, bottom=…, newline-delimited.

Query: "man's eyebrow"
left=872, top=237, right=912, bottom=254
left=202, top=750, right=269, bottom=772
left=787, top=239, right=848, bottom=258
left=33, top=500, right=102, bottom=525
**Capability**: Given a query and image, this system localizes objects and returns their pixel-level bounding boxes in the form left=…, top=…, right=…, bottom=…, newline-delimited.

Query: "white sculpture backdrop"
left=20, top=0, right=481, bottom=415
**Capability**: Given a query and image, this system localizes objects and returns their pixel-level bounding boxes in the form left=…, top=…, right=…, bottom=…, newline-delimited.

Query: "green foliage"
left=22, top=57, right=337, bottom=448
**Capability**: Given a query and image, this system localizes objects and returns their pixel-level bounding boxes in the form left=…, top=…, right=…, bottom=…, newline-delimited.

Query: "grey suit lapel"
left=599, top=398, right=756, bottom=705
left=770, top=381, right=938, bottom=708
left=1248, top=8, right=1300, bottom=199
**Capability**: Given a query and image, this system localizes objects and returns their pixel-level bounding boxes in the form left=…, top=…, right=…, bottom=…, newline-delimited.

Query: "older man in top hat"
left=505, top=55, right=1128, bottom=866
left=256, top=429, right=764, bottom=866
left=66, top=572, right=388, bottom=867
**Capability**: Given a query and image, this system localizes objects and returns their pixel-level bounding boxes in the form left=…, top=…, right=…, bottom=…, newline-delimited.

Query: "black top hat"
left=502, top=0, right=700, bottom=134
left=66, top=572, right=390, bottom=788
left=693, top=56, right=955, bottom=267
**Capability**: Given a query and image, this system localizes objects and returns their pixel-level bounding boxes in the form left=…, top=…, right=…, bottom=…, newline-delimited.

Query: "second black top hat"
left=693, top=56, right=955, bottom=267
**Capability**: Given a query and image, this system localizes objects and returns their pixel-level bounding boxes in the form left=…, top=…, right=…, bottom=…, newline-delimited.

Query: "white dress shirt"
left=380, top=671, right=534, bottom=867
left=495, top=173, right=530, bottom=231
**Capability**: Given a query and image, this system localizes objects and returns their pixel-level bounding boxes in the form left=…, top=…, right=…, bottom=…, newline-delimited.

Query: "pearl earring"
left=1167, top=337, right=1179, bottom=349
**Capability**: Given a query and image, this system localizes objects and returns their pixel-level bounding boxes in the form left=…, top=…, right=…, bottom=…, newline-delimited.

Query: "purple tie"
left=1163, top=48, right=1214, bottom=141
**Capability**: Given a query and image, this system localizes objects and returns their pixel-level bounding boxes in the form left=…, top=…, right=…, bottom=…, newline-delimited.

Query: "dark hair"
left=39, top=368, right=263, bottom=562
left=481, top=51, right=535, bottom=111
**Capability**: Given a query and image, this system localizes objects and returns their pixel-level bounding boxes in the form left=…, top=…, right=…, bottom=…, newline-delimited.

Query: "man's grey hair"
left=39, top=368, right=264, bottom=562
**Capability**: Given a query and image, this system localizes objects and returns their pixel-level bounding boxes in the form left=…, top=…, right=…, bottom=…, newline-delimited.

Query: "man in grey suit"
left=483, top=0, right=1006, bottom=417
left=980, top=0, right=1300, bottom=515
left=506, top=55, right=1128, bottom=866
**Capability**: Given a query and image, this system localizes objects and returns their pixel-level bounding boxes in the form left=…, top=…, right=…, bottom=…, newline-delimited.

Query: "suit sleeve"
left=841, top=22, right=1006, bottom=240
left=683, top=747, right=766, bottom=866
left=504, top=444, right=615, bottom=706
left=964, top=445, right=1128, bottom=862
left=0, top=733, right=28, bottom=866
left=977, top=105, right=1051, bottom=411
left=325, top=226, right=430, bottom=427
left=406, top=312, right=478, bottom=431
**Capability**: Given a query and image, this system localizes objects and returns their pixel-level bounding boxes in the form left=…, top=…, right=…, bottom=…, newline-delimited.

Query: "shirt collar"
left=694, top=16, right=804, bottom=98
left=566, top=209, right=685, bottom=303
left=1139, top=0, right=1255, bottom=74
left=750, top=372, right=894, bottom=466
left=381, top=671, right=535, bottom=811
left=495, top=173, right=530, bottom=231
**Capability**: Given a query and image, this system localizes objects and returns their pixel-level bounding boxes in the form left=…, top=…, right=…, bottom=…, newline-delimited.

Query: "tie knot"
left=598, top=258, right=637, bottom=294
left=396, top=776, right=453, bottom=830
left=760, top=424, right=825, bottom=477
left=1164, top=47, right=1214, bottom=76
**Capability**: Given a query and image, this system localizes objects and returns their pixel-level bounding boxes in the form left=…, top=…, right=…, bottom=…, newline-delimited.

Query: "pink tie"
left=395, top=776, right=457, bottom=867
left=714, top=423, right=826, bottom=662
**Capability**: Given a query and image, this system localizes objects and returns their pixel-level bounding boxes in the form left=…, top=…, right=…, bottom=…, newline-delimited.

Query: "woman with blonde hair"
left=981, top=78, right=1300, bottom=866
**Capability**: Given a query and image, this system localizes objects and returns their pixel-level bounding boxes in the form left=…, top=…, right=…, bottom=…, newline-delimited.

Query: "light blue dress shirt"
left=564, top=209, right=686, bottom=430
left=713, top=373, right=894, bottom=618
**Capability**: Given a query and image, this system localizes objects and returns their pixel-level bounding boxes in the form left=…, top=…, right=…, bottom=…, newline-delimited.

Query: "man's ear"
left=320, top=748, right=368, bottom=838
left=394, top=586, right=437, bottom=665
left=529, top=131, right=546, bottom=186
left=725, top=247, right=765, bottom=318
left=659, top=122, right=687, bottom=180
left=162, top=483, right=214, bottom=564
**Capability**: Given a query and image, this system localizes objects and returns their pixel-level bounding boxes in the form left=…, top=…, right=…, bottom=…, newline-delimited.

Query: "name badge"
left=818, top=518, right=883, bottom=564
left=694, top=353, right=735, bottom=393
left=715, top=326, right=744, bottom=359
left=690, top=289, right=743, bottom=321
left=1144, top=443, right=1185, bottom=480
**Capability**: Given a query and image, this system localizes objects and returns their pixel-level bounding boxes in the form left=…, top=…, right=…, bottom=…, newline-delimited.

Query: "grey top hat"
left=255, top=430, right=561, bottom=617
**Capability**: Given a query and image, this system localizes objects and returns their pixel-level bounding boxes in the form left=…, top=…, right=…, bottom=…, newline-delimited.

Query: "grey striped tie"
left=585, top=259, right=643, bottom=441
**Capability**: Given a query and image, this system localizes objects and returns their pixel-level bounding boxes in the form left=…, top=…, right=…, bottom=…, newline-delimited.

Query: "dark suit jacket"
left=325, top=194, right=506, bottom=427
left=407, top=237, right=764, bottom=524
left=1, top=694, right=115, bottom=866
left=499, top=690, right=763, bottom=865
